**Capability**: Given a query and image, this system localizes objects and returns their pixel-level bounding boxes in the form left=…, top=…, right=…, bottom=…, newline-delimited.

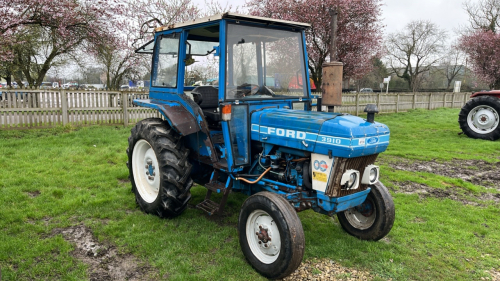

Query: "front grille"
left=325, top=154, right=378, bottom=197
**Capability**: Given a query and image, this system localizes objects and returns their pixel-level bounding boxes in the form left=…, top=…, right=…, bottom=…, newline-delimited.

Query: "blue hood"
left=250, top=109, right=390, bottom=158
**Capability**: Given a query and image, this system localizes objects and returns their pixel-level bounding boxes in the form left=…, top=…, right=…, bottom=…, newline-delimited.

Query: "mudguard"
left=133, top=99, right=200, bottom=136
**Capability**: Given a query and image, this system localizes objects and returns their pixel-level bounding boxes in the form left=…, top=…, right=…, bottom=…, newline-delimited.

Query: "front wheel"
left=337, top=181, right=395, bottom=241
left=458, top=95, right=500, bottom=141
left=238, top=192, right=305, bottom=279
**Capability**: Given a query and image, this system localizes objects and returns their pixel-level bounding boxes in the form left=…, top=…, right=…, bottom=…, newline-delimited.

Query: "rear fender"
left=470, top=91, right=500, bottom=99
left=134, top=99, right=200, bottom=136
left=133, top=98, right=219, bottom=164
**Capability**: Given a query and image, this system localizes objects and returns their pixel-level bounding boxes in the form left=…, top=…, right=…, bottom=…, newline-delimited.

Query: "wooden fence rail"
left=0, top=90, right=470, bottom=129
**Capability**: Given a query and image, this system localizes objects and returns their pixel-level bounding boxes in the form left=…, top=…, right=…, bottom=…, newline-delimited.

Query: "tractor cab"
left=135, top=13, right=313, bottom=171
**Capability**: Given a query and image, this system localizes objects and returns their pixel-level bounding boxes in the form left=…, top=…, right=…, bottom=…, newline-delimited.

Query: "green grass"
left=0, top=108, right=499, bottom=280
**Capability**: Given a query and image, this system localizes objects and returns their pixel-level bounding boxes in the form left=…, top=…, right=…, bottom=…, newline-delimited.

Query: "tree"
left=385, top=20, right=447, bottom=92
left=247, top=0, right=384, bottom=89
left=441, top=43, right=466, bottom=90
left=460, top=0, right=500, bottom=88
left=0, top=0, right=122, bottom=87
left=356, top=57, right=388, bottom=91
left=463, top=0, right=500, bottom=32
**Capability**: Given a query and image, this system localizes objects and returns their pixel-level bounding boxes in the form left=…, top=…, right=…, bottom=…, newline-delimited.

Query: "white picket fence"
left=0, top=89, right=161, bottom=129
left=0, top=90, right=470, bottom=129
left=328, top=92, right=470, bottom=115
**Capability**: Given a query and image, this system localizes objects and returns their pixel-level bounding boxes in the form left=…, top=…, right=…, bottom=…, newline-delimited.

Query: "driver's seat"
left=192, top=86, right=221, bottom=122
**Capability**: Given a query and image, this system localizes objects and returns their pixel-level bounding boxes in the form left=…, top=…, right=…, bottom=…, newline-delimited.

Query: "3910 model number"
left=320, top=136, right=341, bottom=144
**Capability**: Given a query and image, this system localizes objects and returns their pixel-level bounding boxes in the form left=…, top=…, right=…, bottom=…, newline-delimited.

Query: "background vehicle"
left=360, top=88, right=374, bottom=93
left=128, top=13, right=394, bottom=279
left=459, top=90, right=500, bottom=141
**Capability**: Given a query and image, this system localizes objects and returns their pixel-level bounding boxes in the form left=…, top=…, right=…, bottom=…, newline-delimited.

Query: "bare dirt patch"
left=27, top=190, right=41, bottom=198
left=52, top=225, right=156, bottom=280
left=281, top=258, right=373, bottom=281
left=382, top=158, right=500, bottom=190
left=390, top=181, right=500, bottom=205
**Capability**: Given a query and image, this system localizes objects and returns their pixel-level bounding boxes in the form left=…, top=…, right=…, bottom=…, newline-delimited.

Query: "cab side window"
left=152, top=33, right=180, bottom=88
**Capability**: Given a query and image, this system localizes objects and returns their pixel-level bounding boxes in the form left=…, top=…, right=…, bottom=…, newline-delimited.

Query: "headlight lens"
left=369, top=168, right=378, bottom=182
left=349, top=173, right=357, bottom=188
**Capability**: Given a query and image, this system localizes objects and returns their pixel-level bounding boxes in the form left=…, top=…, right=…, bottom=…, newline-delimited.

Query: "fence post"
left=452, top=92, right=456, bottom=108
left=61, top=89, right=68, bottom=126
left=355, top=93, right=359, bottom=116
left=428, top=93, right=432, bottom=110
left=443, top=93, right=447, bottom=108
left=377, top=93, right=381, bottom=112
left=413, top=92, right=416, bottom=109
left=396, top=93, right=399, bottom=113
left=122, top=92, right=128, bottom=126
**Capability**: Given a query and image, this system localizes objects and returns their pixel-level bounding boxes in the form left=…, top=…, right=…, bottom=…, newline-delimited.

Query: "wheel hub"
left=246, top=210, right=281, bottom=264
left=145, top=160, right=156, bottom=181
left=355, top=201, right=374, bottom=217
left=132, top=139, right=160, bottom=203
left=344, top=198, right=377, bottom=230
left=256, top=225, right=272, bottom=245
left=468, top=105, right=499, bottom=134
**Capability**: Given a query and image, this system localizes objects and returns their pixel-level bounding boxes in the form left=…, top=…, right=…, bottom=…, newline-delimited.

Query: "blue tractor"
left=129, top=13, right=394, bottom=279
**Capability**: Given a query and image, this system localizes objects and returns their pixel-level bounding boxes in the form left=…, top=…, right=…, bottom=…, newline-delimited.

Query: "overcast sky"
left=195, top=0, right=479, bottom=43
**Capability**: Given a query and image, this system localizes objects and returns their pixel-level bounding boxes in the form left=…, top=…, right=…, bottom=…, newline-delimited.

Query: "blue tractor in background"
left=129, top=13, right=395, bottom=279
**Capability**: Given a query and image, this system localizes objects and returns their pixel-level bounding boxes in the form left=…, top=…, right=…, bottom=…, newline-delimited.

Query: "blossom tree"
left=459, top=0, right=500, bottom=88
left=0, top=0, right=123, bottom=87
left=246, top=0, right=384, bottom=89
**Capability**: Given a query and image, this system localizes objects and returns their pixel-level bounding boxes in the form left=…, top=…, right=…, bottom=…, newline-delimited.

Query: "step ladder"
left=196, top=170, right=233, bottom=216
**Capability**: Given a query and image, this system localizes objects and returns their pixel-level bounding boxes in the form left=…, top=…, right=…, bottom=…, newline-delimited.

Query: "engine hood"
left=250, top=108, right=390, bottom=158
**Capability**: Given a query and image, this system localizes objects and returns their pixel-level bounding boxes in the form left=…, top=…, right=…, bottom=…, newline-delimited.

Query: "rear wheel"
left=459, top=96, right=500, bottom=140
left=238, top=192, right=305, bottom=279
left=337, top=181, right=395, bottom=241
left=127, top=118, right=193, bottom=218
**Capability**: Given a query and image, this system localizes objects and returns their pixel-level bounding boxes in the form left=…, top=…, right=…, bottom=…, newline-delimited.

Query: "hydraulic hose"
left=235, top=167, right=272, bottom=184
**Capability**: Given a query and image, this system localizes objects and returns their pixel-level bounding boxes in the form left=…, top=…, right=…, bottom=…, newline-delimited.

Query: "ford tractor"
left=128, top=13, right=395, bottom=279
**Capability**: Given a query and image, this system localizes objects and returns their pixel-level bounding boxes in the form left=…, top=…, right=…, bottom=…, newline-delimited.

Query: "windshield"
left=225, top=24, right=308, bottom=100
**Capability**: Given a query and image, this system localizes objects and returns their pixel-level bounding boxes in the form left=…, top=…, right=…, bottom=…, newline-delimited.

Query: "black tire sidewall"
left=338, top=182, right=395, bottom=241
left=238, top=192, right=304, bottom=279
left=459, top=96, right=500, bottom=141
left=129, top=119, right=164, bottom=213
left=127, top=118, right=192, bottom=218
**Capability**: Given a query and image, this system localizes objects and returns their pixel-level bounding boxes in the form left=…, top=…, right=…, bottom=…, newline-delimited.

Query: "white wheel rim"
left=467, top=105, right=499, bottom=134
left=246, top=210, right=281, bottom=264
left=344, top=200, right=376, bottom=230
left=132, top=139, right=160, bottom=203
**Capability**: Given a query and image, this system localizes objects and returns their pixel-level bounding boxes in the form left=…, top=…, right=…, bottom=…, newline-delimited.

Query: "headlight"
left=362, top=165, right=379, bottom=184
left=340, top=169, right=360, bottom=190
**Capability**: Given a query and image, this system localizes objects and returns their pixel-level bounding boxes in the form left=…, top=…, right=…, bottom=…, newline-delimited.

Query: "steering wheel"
left=237, top=83, right=275, bottom=98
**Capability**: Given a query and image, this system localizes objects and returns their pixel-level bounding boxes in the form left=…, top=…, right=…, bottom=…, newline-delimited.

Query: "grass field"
left=0, top=107, right=499, bottom=280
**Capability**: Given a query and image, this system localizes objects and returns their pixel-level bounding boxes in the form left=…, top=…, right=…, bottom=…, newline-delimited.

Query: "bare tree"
left=386, top=20, right=447, bottom=92
left=463, top=0, right=500, bottom=32
left=441, top=43, right=466, bottom=90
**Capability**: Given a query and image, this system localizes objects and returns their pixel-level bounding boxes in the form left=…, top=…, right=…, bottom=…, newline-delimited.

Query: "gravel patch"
left=281, top=259, right=374, bottom=281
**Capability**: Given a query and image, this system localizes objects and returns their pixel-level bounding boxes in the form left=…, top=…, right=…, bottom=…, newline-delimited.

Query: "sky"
left=194, top=0, right=479, bottom=43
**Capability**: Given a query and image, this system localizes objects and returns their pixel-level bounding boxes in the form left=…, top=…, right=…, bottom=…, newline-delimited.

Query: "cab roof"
left=154, top=12, right=311, bottom=33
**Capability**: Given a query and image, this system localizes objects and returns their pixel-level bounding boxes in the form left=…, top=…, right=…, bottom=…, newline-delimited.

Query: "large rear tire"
left=458, top=96, right=500, bottom=141
left=127, top=118, right=193, bottom=218
left=238, top=192, right=305, bottom=279
left=337, top=181, right=395, bottom=241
